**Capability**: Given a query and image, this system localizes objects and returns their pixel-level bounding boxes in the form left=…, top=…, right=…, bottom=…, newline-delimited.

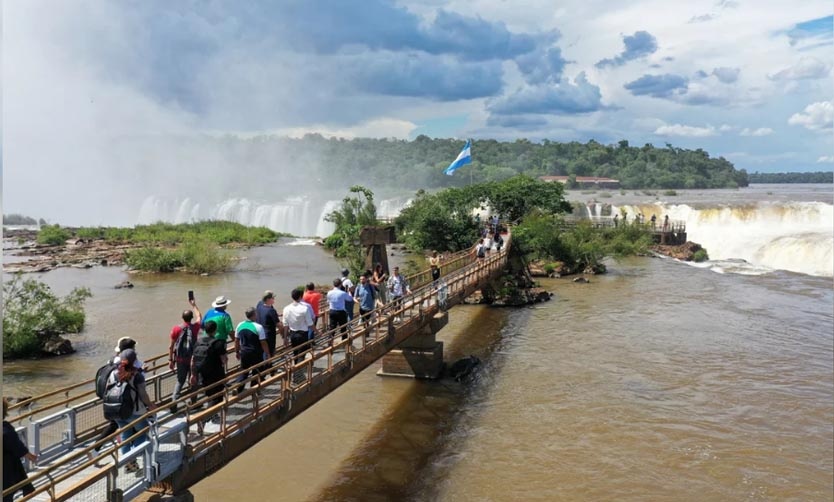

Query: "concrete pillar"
left=378, top=312, right=448, bottom=379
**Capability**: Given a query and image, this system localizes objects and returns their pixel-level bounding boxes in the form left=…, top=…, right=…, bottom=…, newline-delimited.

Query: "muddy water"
left=4, top=240, right=832, bottom=501
left=189, top=257, right=832, bottom=501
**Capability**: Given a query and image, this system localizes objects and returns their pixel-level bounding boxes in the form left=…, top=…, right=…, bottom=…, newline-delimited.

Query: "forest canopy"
left=233, top=134, right=748, bottom=190
left=748, top=171, right=833, bottom=183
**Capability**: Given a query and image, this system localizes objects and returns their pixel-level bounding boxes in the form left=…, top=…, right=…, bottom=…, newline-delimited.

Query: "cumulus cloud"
left=817, top=156, right=834, bottom=163
left=654, top=123, right=717, bottom=137
left=712, top=67, right=740, bottom=83
left=688, top=14, right=715, bottom=24
left=595, top=31, right=658, bottom=68
left=515, top=47, right=569, bottom=85
left=486, top=115, right=549, bottom=129
left=788, top=101, right=834, bottom=131
left=487, top=72, right=603, bottom=116
left=624, top=74, right=689, bottom=98
left=739, top=127, right=774, bottom=136
left=769, top=57, right=832, bottom=81
left=352, top=52, right=504, bottom=100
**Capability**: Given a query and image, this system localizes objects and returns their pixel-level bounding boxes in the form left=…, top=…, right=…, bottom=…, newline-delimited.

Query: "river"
left=2, top=185, right=832, bottom=501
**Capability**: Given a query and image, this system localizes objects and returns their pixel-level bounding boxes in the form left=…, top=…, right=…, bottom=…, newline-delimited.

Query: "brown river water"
left=3, top=237, right=833, bottom=501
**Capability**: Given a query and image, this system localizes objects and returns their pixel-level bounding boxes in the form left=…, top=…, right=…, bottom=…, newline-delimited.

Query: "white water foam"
left=611, top=201, right=834, bottom=277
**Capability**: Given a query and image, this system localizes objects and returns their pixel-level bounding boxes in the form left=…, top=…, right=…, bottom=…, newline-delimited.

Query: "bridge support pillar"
left=378, top=312, right=448, bottom=379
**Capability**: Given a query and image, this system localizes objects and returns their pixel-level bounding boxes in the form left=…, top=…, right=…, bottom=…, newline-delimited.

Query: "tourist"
left=355, top=274, right=377, bottom=328
left=3, top=398, right=37, bottom=501
left=326, top=279, right=351, bottom=341
left=613, top=213, right=619, bottom=227
left=283, top=289, right=316, bottom=362
left=168, top=299, right=202, bottom=410
left=429, top=251, right=441, bottom=283
left=341, top=268, right=355, bottom=322
left=302, top=283, right=323, bottom=330
left=475, top=238, right=486, bottom=262
left=622, top=212, right=628, bottom=225
left=483, top=232, right=492, bottom=255
left=492, top=214, right=499, bottom=234
left=387, top=266, right=411, bottom=323
left=663, top=214, right=670, bottom=231
left=108, top=348, right=157, bottom=473
left=650, top=214, right=657, bottom=228
left=372, top=263, right=388, bottom=304
left=203, top=296, right=235, bottom=349
left=190, top=320, right=227, bottom=423
left=234, top=307, right=269, bottom=394
left=494, top=232, right=504, bottom=252
left=255, top=291, right=281, bottom=358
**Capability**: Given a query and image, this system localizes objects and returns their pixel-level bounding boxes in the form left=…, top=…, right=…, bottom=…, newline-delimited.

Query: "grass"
left=70, top=221, right=285, bottom=246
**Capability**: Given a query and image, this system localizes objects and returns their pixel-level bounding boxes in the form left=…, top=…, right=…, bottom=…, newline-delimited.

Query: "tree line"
left=748, top=171, right=833, bottom=184
left=200, top=134, right=749, bottom=191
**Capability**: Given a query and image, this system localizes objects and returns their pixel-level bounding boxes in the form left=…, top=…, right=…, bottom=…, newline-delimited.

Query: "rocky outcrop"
left=40, top=334, right=76, bottom=357
left=652, top=241, right=706, bottom=261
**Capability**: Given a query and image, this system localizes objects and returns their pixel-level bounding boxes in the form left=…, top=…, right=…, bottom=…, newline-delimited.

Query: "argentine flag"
left=444, top=139, right=472, bottom=175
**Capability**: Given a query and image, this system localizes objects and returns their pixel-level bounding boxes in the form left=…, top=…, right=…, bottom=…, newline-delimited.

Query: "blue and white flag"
left=444, top=139, right=472, bottom=176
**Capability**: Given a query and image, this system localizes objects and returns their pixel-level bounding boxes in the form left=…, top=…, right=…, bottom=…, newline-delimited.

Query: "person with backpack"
left=234, top=307, right=269, bottom=394
left=90, top=337, right=143, bottom=463
left=475, top=238, right=486, bottom=262
left=168, top=299, right=202, bottom=411
left=189, top=320, right=227, bottom=423
left=103, top=349, right=156, bottom=473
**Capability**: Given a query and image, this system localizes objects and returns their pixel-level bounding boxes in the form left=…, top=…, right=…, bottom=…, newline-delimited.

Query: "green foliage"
left=3, top=213, right=38, bottom=225
left=37, top=225, right=71, bottom=246
left=3, top=275, right=92, bottom=358
left=748, top=171, right=833, bottom=183
left=125, top=240, right=234, bottom=274
left=514, top=211, right=652, bottom=274
left=125, top=247, right=182, bottom=273
left=80, top=221, right=281, bottom=246
left=663, top=190, right=678, bottom=196
left=323, top=186, right=378, bottom=276
left=692, top=249, right=709, bottom=262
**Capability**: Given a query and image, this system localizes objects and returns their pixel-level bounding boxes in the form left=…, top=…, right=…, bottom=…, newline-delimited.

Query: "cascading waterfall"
left=595, top=201, right=833, bottom=277
left=137, top=195, right=415, bottom=238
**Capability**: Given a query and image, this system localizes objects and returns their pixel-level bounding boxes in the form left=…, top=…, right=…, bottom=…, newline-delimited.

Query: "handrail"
left=6, top=248, right=473, bottom=419
left=5, top=232, right=511, bottom=502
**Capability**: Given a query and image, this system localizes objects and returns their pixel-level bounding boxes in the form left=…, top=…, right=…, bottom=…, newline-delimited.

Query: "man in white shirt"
left=282, top=289, right=316, bottom=363
left=387, top=266, right=411, bottom=323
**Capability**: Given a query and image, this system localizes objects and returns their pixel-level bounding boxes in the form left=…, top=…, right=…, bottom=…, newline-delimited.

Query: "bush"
left=663, top=190, right=678, bottom=196
left=180, top=240, right=233, bottom=274
left=37, top=225, right=70, bottom=246
left=75, top=227, right=105, bottom=240
left=3, top=276, right=92, bottom=358
left=692, top=249, right=709, bottom=262
left=599, top=191, right=613, bottom=198
left=125, top=247, right=183, bottom=272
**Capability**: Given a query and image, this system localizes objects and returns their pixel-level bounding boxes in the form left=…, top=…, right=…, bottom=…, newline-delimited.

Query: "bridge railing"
left=5, top=233, right=511, bottom=502
left=562, top=216, right=686, bottom=233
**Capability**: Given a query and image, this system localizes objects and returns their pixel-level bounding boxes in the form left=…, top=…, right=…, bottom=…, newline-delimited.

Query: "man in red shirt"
left=169, top=298, right=202, bottom=410
left=302, top=282, right=323, bottom=330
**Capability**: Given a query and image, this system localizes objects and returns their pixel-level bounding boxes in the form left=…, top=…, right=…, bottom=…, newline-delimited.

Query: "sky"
left=2, top=1, right=833, bottom=223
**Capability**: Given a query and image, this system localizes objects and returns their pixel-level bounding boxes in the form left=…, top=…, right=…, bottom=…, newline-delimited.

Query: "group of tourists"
left=613, top=212, right=670, bottom=230
left=79, top=259, right=435, bottom=474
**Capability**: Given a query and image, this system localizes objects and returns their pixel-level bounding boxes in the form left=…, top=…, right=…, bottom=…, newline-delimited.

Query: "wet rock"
left=40, top=334, right=75, bottom=357
left=573, top=277, right=590, bottom=283
left=652, top=241, right=705, bottom=261
left=448, top=356, right=480, bottom=381
left=114, top=280, right=134, bottom=289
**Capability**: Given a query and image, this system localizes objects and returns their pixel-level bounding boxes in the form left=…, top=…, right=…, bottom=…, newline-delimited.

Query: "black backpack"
left=477, top=245, right=485, bottom=258
left=191, top=335, right=213, bottom=375
left=102, top=372, right=137, bottom=420
left=174, top=324, right=194, bottom=360
left=95, top=360, right=119, bottom=399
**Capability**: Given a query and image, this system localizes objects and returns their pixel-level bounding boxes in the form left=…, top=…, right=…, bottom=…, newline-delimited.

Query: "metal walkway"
left=4, top=235, right=510, bottom=502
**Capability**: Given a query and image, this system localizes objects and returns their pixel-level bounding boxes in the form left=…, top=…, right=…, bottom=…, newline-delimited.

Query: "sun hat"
left=114, top=336, right=136, bottom=353
left=212, top=295, right=231, bottom=308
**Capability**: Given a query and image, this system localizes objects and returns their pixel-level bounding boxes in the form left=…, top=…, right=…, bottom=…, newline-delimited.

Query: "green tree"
left=324, top=185, right=378, bottom=275
left=3, top=276, right=92, bottom=358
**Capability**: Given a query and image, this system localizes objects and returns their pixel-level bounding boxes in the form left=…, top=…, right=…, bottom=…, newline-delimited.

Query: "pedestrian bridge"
left=4, top=235, right=510, bottom=502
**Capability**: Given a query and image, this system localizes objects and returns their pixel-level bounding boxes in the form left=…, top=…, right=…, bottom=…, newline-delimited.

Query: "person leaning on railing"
left=4, top=398, right=37, bottom=502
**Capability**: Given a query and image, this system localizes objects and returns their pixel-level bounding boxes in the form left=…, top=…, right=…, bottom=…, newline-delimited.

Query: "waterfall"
left=314, top=200, right=341, bottom=238
left=599, top=201, right=834, bottom=277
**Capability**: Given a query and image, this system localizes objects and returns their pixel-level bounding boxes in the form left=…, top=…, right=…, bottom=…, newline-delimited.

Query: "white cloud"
left=817, top=155, right=834, bottom=163
left=719, top=124, right=735, bottom=132
left=769, top=57, right=832, bottom=81
left=740, top=127, right=774, bottom=136
left=654, top=123, right=717, bottom=137
left=788, top=101, right=834, bottom=130
left=273, top=118, right=419, bottom=140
